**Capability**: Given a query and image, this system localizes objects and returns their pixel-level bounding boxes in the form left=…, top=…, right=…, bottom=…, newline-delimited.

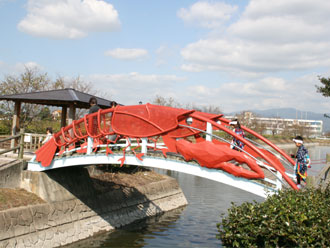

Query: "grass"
left=0, top=188, right=45, bottom=211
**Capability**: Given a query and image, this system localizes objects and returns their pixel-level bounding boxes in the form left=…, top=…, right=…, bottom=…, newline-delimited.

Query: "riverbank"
left=0, top=165, right=187, bottom=247
left=257, top=137, right=330, bottom=149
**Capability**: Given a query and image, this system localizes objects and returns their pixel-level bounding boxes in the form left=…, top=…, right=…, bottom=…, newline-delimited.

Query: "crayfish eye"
left=186, top=117, right=193, bottom=125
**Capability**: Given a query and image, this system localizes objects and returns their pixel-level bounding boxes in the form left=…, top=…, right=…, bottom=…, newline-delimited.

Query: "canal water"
left=67, top=145, right=330, bottom=248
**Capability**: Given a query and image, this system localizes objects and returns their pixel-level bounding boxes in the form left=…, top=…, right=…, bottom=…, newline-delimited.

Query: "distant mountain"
left=225, top=108, right=330, bottom=132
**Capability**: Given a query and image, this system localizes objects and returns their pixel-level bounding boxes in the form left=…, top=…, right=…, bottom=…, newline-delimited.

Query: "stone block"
left=15, top=236, right=26, bottom=248
left=32, top=205, right=50, bottom=231
left=34, top=239, right=45, bottom=248
left=43, top=239, right=52, bottom=248
left=13, top=224, right=30, bottom=238
left=0, top=212, right=14, bottom=240
left=18, top=207, right=33, bottom=227
left=37, top=230, right=46, bottom=242
left=0, top=240, right=9, bottom=248
left=45, top=228, right=55, bottom=240
left=22, top=236, right=34, bottom=247
left=0, top=238, right=17, bottom=248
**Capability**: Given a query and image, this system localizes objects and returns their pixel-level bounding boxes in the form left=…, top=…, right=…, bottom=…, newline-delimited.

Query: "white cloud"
left=86, top=72, right=186, bottom=104
left=177, top=1, right=238, bottom=29
left=14, top=61, right=43, bottom=72
left=182, top=39, right=330, bottom=74
left=0, top=61, right=43, bottom=76
left=87, top=72, right=329, bottom=114
left=181, top=74, right=330, bottom=113
left=229, top=0, right=330, bottom=43
left=105, top=48, right=148, bottom=60
left=155, top=45, right=178, bottom=67
left=180, top=0, right=330, bottom=74
left=18, top=0, right=120, bottom=39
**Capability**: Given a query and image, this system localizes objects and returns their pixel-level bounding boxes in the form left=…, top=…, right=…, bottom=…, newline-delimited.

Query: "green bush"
left=217, top=185, right=330, bottom=247
left=0, top=120, right=11, bottom=135
left=25, top=120, right=60, bottom=134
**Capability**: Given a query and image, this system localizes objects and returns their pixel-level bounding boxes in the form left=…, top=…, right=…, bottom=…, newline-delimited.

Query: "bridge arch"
left=28, top=151, right=278, bottom=198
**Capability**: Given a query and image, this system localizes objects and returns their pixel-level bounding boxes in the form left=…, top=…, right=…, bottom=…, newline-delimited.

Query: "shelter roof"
left=0, top=88, right=114, bottom=109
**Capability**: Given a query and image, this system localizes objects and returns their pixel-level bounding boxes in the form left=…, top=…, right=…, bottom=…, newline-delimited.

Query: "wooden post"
left=67, top=104, right=76, bottom=138
left=326, top=153, right=330, bottom=163
left=68, top=104, right=76, bottom=125
left=18, top=128, right=25, bottom=159
left=11, top=101, right=21, bottom=152
left=61, top=106, right=67, bottom=127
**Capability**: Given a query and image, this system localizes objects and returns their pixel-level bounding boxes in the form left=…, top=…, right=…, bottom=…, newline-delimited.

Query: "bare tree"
left=152, top=95, right=182, bottom=108
left=186, top=103, right=222, bottom=114
left=0, top=66, right=53, bottom=128
left=54, top=75, right=109, bottom=118
left=152, top=95, right=223, bottom=115
left=0, top=67, right=109, bottom=128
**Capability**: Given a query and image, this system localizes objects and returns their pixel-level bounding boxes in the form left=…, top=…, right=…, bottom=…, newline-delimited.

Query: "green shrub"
left=217, top=185, right=330, bottom=247
left=25, top=120, right=60, bottom=134
left=0, top=120, right=11, bottom=135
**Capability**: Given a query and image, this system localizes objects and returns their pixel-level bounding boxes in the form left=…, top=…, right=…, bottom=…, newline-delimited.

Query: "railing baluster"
left=276, top=170, right=283, bottom=190
left=206, top=122, right=212, bottom=141
left=19, top=129, right=25, bottom=159
left=126, top=138, right=131, bottom=151
left=141, top=138, right=147, bottom=154
left=87, top=136, right=93, bottom=155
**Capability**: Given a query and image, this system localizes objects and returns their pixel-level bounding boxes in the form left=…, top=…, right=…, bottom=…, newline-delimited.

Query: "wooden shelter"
left=0, top=88, right=115, bottom=138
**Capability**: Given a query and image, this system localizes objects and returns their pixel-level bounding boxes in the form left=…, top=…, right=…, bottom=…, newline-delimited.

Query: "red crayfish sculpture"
left=35, top=103, right=298, bottom=190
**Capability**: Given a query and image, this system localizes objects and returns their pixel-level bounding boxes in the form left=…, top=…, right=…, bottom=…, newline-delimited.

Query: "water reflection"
left=67, top=169, right=264, bottom=248
left=65, top=208, right=185, bottom=248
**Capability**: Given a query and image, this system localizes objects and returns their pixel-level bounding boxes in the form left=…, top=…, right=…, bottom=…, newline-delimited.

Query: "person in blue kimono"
left=229, top=119, right=245, bottom=151
left=292, top=136, right=311, bottom=189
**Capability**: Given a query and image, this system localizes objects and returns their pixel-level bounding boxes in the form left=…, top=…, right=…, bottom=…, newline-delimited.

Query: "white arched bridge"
left=27, top=104, right=298, bottom=198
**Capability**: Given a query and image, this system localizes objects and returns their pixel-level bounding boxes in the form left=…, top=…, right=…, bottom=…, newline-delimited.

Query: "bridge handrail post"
left=126, top=138, right=131, bottom=151
left=141, top=138, right=147, bottom=154
left=87, top=136, right=93, bottom=155
left=276, top=170, right=283, bottom=190
left=206, top=122, right=212, bottom=141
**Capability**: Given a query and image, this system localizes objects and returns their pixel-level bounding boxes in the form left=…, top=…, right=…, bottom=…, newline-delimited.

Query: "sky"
left=1, top=0, right=330, bottom=114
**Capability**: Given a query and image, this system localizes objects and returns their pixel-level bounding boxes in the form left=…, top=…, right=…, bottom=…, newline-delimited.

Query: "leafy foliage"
left=316, top=76, right=330, bottom=98
left=25, top=120, right=61, bottom=134
left=0, top=119, right=11, bottom=134
left=217, top=186, right=330, bottom=247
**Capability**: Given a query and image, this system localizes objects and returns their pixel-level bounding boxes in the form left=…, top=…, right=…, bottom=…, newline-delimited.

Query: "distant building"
left=226, top=112, right=323, bottom=137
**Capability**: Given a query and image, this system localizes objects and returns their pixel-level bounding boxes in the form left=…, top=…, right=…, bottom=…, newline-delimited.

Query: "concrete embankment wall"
left=0, top=167, right=187, bottom=247
left=0, top=160, right=25, bottom=188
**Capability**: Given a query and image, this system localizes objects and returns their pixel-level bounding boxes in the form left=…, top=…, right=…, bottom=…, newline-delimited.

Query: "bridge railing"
left=0, top=129, right=25, bottom=159
left=23, top=133, right=46, bottom=151
left=51, top=137, right=166, bottom=157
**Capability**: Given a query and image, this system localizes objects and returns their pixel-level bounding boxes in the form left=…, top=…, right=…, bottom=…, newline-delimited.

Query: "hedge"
left=217, top=185, right=330, bottom=247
